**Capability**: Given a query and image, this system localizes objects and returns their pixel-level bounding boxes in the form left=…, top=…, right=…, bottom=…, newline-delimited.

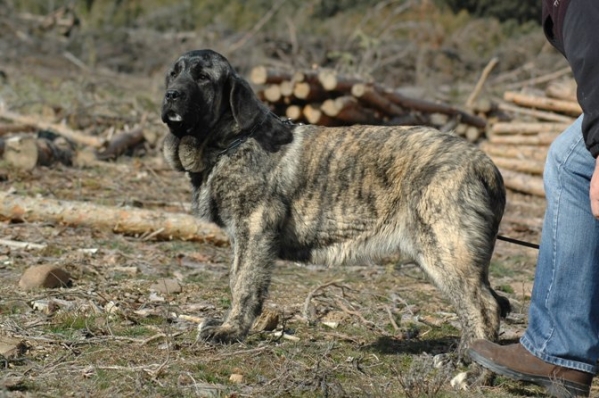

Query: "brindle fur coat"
left=161, top=49, right=510, bottom=357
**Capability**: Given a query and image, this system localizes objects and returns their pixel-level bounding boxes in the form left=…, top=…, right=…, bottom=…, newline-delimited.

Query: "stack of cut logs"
left=250, top=66, right=488, bottom=141
left=481, top=79, right=580, bottom=197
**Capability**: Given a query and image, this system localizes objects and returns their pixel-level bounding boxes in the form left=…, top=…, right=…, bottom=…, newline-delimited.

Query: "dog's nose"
left=165, top=89, right=182, bottom=101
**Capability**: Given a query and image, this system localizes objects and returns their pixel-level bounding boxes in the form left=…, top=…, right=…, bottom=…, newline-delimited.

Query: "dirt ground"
left=0, top=3, right=593, bottom=398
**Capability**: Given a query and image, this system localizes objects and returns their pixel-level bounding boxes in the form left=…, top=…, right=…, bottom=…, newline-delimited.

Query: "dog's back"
left=277, top=124, right=505, bottom=264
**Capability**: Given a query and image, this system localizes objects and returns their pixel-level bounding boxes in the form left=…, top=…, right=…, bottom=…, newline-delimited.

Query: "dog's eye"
left=197, top=73, right=209, bottom=81
left=169, top=70, right=178, bottom=78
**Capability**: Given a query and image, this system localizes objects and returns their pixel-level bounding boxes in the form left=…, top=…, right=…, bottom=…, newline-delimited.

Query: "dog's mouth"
left=161, top=108, right=192, bottom=137
left=163, top=110, right=183, bottom=124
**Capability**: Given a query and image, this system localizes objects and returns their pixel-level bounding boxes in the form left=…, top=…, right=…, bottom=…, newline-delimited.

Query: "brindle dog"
left=161, top=49, right=510, bottom=357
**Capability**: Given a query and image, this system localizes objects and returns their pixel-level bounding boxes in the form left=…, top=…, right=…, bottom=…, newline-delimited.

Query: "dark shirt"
left=543, top=0, right=599, bottom=158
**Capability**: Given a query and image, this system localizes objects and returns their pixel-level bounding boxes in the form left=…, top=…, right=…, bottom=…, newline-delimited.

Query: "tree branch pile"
left=481, top=79, right=580, bottom=197
left=250, top=66, right=488, bottom=142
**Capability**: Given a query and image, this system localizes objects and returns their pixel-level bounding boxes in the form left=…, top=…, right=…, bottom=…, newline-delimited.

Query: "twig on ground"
left=302, top=279, right=348, bottom=322
left=386, top=306, right=400, bottom=332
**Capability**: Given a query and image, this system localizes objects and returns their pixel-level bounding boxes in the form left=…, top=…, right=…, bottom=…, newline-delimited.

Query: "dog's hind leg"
left=414, top=234, right=505, bottom=361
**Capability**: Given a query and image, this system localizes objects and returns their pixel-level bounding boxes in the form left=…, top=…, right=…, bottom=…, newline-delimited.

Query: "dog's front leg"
left=199, top=230, right=275, bottom=344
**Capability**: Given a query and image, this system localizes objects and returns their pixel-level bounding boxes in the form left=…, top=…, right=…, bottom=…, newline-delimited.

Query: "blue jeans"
left=520, top=116, right=599, bottom=374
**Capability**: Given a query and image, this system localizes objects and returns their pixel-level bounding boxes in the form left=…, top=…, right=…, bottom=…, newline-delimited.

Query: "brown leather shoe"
left=469, top=340, right=593, bottom=397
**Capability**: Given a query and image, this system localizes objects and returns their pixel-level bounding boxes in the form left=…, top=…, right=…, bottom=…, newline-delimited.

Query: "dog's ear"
left=229, top=74, right=266, bottom=131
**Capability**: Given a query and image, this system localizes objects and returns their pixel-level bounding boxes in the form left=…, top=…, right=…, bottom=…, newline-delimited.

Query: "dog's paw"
left=198, top=319, right=245, bottom=344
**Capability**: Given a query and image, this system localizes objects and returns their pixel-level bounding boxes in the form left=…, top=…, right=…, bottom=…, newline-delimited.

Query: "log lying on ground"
left=285, top=105, right=303, bottom=122
left=293, top=70, right=319, bottom=85
left=491, top=122, right=570, bottom=135
left=0, top=192, right=229, bottom=246
left=479, top=142, right=548, bottom=162
left=488, top=155, right=545, bottom=175
left=321, top=96, right=379, bottom=124
left=293, top=82, right=327, bottom=102
left=263, top=84, right=284, bottom=104
left=0, top=123, right=36, bottom=136
left=503, top=91, right=582, bottom=116
left=499, top=168, right=545, bottom=197
left=498, top=102, right=575, bottom=124
left=303, top=104, right=341, bottom=126
left=318, top=69, right=364, bottom=92
left=0, top=108, right=105, bottom=148
left=250, top=66, right=293, bottom=85
left=4, top=135, right=73, bottom=170
left=488, top=131, right=559, bottom=146
left=96, top=127, right=145, bottom=161
left=351, top=84, right=404, bottom=117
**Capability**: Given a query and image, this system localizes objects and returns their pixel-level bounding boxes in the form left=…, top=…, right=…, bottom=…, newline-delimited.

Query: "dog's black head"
left=161, top=49, right=266, bottom=139
left=161, top=50, right=293, bottom=173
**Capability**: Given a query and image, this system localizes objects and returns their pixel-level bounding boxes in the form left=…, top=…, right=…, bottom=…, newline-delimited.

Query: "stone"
left=18, top=264, right=71, bottom=290
left=0, top=336, right=26, bottom=358
left=229, top=374, right=244, bottom=384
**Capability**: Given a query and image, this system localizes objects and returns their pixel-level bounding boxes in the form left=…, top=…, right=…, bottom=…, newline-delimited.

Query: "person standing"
left=468, top=0, right=599, bottom=397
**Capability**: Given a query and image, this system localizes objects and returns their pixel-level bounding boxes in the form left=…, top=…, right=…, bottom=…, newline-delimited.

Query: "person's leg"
left=469, top=117, right=597, bottom=397
left=521, top=115, right=599, bottom=374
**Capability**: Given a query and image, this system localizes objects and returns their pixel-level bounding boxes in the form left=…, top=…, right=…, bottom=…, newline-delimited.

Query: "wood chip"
left=252, top=308, right=279, bottom=332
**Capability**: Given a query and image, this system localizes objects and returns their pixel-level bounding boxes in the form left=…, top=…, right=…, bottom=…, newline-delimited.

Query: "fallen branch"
left=0, top=192, right=229, bottom=246
left=0, top=108, right=105, bottom=148
left=465, top=57, right=498, bottom=108
left=302, top=279, right=346, bottom=322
